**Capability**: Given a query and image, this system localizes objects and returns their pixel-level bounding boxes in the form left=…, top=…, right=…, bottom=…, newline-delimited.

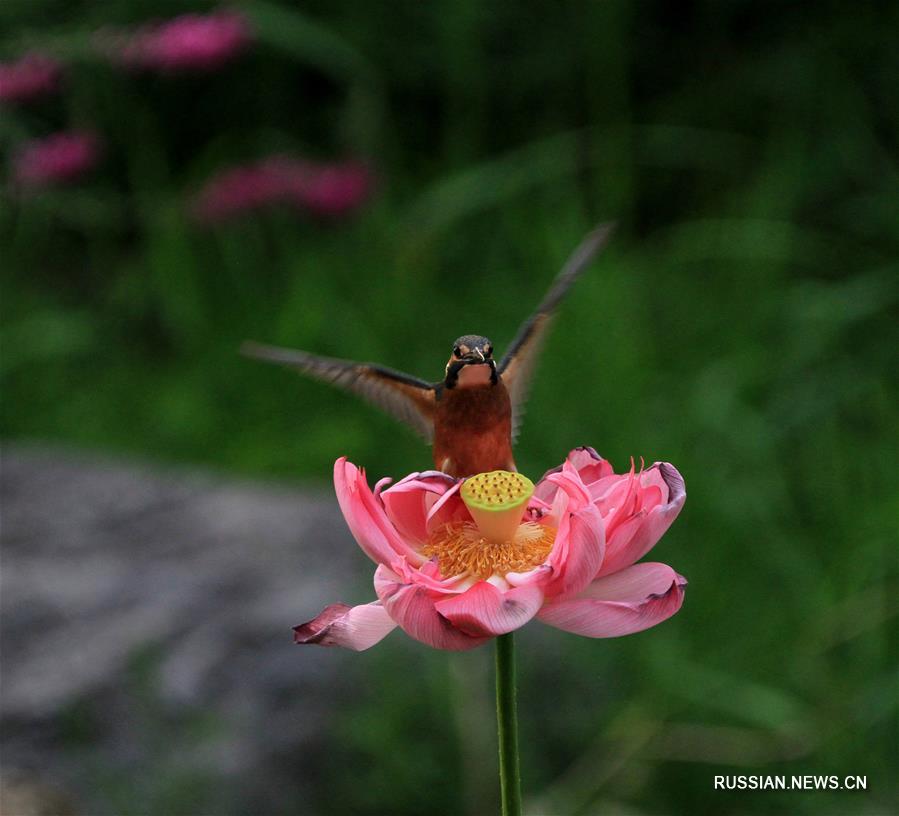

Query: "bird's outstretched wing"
left=499, top=222, right=615, bottom=441
left=241, top=341, right=437, bottom=442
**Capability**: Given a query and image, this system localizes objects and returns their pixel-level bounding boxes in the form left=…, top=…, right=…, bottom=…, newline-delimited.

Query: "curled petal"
left=375, top=565, right=488, bottom=651
left=538, top=562, right=686, bottom=638
left=565, top=446, right=614, bottom=482
left=293, top=601, right=397, bottom=650
left=373, top=475, right=394, bottom=494
left=434, top=581, right=544, bottom=637
left=505, top=563, right=552, bottom=587
left=535, top=446, right=613, bottom=503
left=544, top=464, right=593, bottom=513
left=391, top=555, right=468, bottom=594
left=334, top=458, right=423, bottom=565
left=597, top=462, right=686, bottom=576
left=378, top=470, right=458, bottom=545
left=425, top=481, right=468, bottom=532
left=542, top=502, right=605, bottom=599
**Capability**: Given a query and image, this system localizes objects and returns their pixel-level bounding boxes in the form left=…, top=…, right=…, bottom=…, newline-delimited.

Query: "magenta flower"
left=0, top=52, right=62, bottom=104
left=295, top=447, right=686, bottom=651
left=291, top=161, right=373, bottom=217
left=190, top=156, right=373, bottom=223
left=190, top=157, right=294, bottom=222
left=103, top=9, right=252, bottom=74
left=12, top=131, right=100, bottom=190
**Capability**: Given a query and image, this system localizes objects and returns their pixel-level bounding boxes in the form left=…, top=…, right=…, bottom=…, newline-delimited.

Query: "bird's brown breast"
left=432, top=382, right=514, bottom=478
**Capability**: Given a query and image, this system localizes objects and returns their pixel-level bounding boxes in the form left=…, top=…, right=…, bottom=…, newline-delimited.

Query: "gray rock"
left=1, top=445, right=373, bottom=814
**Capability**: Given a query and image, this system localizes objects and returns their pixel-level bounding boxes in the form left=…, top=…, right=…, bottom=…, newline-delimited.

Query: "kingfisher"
left=242, top=223, right=614, bottom=478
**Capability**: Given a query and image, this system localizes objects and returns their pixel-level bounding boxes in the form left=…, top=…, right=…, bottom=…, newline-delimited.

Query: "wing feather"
left=241, top=341, right=437, bottom=442
left=499, top=222, right=615, bottom=440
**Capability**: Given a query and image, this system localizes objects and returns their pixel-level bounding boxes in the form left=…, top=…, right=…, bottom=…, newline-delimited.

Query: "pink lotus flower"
left=101, top=9, right=252, bottom=74
left=0, top=52, right=61, bottom=104
left=295, top=447, right=686, bottom=651
left=190, top=156, right=373, bottom=223
left=12, top=131, right=100, bottom=190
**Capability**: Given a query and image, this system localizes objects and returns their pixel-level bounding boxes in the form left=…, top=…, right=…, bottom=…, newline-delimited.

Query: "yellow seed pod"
left=460, top=470, right=534, bottom=544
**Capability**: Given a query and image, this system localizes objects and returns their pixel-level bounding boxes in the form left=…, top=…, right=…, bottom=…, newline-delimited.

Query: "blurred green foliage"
left=2, top=0, right=897, bottom=815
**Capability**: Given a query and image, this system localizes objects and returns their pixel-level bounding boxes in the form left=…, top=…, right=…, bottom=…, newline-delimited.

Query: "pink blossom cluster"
left=100, top=9, right=252, bottom=73
left=0, top=52, right=61, bottom=104
left=191, top=156, right=374, bottom=223
left=12, top=131, right=100, bottom=190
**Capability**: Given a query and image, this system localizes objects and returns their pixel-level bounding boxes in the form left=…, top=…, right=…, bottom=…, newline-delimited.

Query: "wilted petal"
left=538, top=562, right=686, bottom=638
left=334, top=458, right=423, bottom=565
left=293, top=601, right=396, bottom=650
left=434, top=581, right=544, bottom=637
left=375, top=565, right=487, bottom=651
left=597, top=462, right=686, bottom=576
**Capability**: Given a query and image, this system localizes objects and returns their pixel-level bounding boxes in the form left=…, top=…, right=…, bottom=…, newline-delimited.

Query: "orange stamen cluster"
left=422, top=521, right=556, bottom=581
left=420, top=469, right=555, bottom=580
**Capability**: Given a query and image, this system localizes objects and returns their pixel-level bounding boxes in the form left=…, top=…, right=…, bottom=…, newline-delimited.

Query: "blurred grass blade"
left=402, top=129, right=589, bottom=246
left=242, top=0, right=375, bottom=81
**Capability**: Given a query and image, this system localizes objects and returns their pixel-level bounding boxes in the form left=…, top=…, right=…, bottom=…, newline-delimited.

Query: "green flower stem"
left=495, top=632, right=522, bottom=816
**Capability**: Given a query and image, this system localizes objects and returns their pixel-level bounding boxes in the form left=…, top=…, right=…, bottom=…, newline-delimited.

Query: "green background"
left=2, top=1, right=897, bottom=814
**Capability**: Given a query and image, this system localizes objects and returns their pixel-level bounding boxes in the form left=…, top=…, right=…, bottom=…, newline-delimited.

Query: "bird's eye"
left=484, top=345, right=493, bottom=357
left=453, top=346, right=462, bottom=358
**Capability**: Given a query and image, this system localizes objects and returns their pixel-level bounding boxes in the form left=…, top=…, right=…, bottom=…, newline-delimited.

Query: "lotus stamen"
left=421, top=470, right=555, bottom=579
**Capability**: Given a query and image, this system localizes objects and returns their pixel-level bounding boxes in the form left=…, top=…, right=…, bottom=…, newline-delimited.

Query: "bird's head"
left=444, top=334, right=497, bottom=388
